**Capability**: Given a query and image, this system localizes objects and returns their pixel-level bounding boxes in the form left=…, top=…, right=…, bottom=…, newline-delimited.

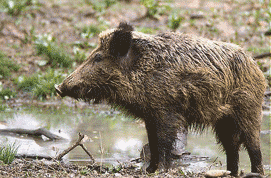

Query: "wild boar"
left=55, top=22, right=266, bottom=176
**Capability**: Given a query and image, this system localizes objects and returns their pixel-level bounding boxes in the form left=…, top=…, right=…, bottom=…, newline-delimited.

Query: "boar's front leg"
left=144, top=115, right=178, bottom=173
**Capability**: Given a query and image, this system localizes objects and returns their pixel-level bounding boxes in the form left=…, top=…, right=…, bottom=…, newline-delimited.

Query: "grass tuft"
left=168, top=10, right=184, bottom=31
left=1, top=0, right=36, bottom=16
left=0, top=51, right=20, bottom=79
left=34, top=34, right=73, bottom=68
left=85, top=0, right=116, bottom=13
left=0, top=142, right=19, bottom=164
left=14, top=69, right=66, bottom=100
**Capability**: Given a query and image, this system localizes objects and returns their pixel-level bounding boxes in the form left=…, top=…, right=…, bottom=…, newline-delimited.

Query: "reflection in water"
left=0, top=103, right=270, bottom=173
left=8, top=113, right=43, bottom=130
left=113, top=138, right=143, bottom=159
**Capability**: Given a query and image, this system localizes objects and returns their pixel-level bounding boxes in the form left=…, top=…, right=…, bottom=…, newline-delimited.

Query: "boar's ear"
left=109, top=22, right=134, bottom=58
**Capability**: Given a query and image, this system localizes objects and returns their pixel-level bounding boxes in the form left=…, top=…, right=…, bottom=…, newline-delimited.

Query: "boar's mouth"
left=55, top=84, right=105, bottom=104
left=55, top=84, right=66, bottom=97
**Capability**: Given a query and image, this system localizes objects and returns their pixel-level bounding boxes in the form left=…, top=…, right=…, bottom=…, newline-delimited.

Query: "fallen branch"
left=264, top=91, right=271, bottom=97
left=55, top=133, right=95, bottom=163
left=0, top=128, right=65, bottom=140
left=254, top=52, right=271, bottom=59
left=264, top=30, right=271, bottom=36
left=15, top=154, right=53, bottom=160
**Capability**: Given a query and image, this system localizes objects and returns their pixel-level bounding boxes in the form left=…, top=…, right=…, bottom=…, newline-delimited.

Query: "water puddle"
left=0, top=101, right=270, bottom=173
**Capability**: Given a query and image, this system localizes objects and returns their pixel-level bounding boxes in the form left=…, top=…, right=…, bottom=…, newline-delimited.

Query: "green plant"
left=140, top=0, right=159, bottom=18
left=81, top=24, right=103, bottom=39
left=0, top=81, right=14, bottom=102
left=73, top=47, right=86, bottom=63
left=14, top=74, right=39, bottom=92
left=0, top=101, right=7, bottom=111
left=32, top=69, right=66, bottom=100
left=80, top=169, right=89, bottom=175
left=168, top=11, right=183, bottom=31
left=1, top=0, right=35, bottom=16
left=136, top=26, right=157, bottom=34
left=34, top=34, right=73, bottom=68
left=73, top=41, right=97, bottom=49
left=85, top=0, right=116, bottom=13
left=22, top=25, right=36, bottom=44
left=0, top=51, right=20, bottom=78
left=0, top=142, right=19, bottom=164
left=0, top=89, right=16, bottom=100
left=14, top=69, right=66, bottom=100
left=140, top=0, right=171, bottom=18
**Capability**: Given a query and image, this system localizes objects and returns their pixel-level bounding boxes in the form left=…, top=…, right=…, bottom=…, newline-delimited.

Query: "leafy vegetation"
left=140, top=0, right=171, bottom=18
left=34, top=34, right=73, bottom=68
left=14, top=69, right=66, bottom=100
left=136, top=26, right=158, bottom=34
left=0, top=81, right=16, bottom=100
left=73, top=47, right=87, bottom=63
left=0, top=51, right=20, bottom=79
left=0, top=142, right=19, bottom=164
left=168, top=10, right=183, bottom=31
left=0, top=0, right=37, bottom=16
left=80, top=24, right=104, bottom=39
left=85, top=0, right=116, bottom=13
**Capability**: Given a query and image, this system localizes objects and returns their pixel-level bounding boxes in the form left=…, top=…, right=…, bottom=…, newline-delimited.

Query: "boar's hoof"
left=55, top=84, right=65, bottom=97
left=146, top=163, right=158, bottom=173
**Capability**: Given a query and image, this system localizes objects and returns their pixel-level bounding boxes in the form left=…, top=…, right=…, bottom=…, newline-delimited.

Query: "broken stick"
left=55, top=133, right=95, bottom=163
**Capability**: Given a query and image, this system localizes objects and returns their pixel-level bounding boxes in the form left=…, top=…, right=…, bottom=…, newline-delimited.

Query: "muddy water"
left=0, top=101, right=270, bottom=173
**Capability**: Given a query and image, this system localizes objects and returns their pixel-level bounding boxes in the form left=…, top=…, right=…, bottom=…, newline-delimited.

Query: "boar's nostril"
left=55, top=84, right=65, bottom=97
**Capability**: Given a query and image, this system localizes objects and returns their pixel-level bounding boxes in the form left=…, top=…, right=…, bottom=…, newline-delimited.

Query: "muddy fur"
left=56, top=22, right=266, bottom=176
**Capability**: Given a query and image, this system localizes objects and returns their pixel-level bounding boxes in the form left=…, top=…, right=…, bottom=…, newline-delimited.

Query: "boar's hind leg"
left=144, top=117, right=159, bottom=173
left=244, top=129, right=264, bottom=175
left=144, top=117, right=176, bottom=173
left=214, top=115, right=242, bottom=176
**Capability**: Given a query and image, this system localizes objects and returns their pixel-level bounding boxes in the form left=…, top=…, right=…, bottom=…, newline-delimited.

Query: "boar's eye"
left=93, top=53, right=103, bottom=63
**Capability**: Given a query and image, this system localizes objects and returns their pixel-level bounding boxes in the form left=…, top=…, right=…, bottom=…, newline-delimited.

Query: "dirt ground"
left=0, top=158, right=234, bottom=178
left=0, top=0, right=270, bottom=177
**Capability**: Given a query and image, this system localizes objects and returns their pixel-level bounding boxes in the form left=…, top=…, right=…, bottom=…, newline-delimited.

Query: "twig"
left=55, top=133, right=95, bottom=163
left=254, top=52, right=271, bottom=59
left=208, top=157, right=219, bottom=170
left=99, top=131, right=104, bottom=167
left=264, top=30, right=271, bottom=36
left=79, top=143, right=95, bottom=163
left=264, top=91, right=271, bottom=97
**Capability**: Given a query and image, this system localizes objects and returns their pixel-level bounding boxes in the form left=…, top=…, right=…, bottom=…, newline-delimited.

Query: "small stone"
left=204, top=170, right=231, bottom=177
left=114, top=173, right=122, bottom=177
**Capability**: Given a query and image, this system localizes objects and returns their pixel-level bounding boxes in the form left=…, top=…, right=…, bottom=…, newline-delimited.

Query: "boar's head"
left=55, top=22, right=137, bottom=103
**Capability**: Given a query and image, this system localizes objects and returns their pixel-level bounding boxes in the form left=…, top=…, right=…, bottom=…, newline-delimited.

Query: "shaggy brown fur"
left=56, top=22, right=266, bottom=176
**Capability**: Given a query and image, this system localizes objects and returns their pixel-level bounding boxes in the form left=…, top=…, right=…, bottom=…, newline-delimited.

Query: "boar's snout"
left=55, top=84, right=66, bottom=98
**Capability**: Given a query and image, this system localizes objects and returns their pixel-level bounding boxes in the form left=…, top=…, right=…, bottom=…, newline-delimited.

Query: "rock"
left=204, top=170, right=231, bottom=177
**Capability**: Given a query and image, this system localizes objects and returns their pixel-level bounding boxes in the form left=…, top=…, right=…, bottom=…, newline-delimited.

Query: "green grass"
left=168, top=10, right=184, bottom=31
left=0, top=142, right=19, bottom=164
left=73, top=46, right=87, bottom=63
left=0, top=0, right=36, bottom=16
left=14, top=69, right=66, bottom=100
left=140, top=0, right=172, bottom=18
left=34, top=34, right=73, bottom=68
left=0, top=88, right=16, bottom=100
left=0, top=51, right=20, bottom=79
left=79, top=20, right=108, bottom=39
left=81, top=24, right=103, bottom=39
left=85, top=0, right=116, bottom=13
left=136, top=27, right=158, bottom=34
